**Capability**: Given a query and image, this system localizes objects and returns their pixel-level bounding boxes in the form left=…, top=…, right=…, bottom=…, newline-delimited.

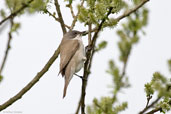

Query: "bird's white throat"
left=73, top=35, right=82, bottom=41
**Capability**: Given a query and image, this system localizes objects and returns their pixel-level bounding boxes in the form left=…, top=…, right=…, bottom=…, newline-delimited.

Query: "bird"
left=58, top=30, right=86, bottom=98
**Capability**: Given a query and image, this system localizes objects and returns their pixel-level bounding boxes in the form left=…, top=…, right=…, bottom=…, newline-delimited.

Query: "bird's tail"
left=63, top=81, right=69, bottom=98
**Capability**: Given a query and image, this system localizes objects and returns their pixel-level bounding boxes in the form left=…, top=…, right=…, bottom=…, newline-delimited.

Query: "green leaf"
left=168, top=59, right=171, bottom=73
left=0, top=75, right=3, bottom=82
left=11, top=22, right=21, bottom=33
left=152, top=72, right=167, bottom=83
left=96, top=41, right=107, bottom=52
left=145, top=83, right=154, bottom=97
left=0, top=9, right=6, bottom=18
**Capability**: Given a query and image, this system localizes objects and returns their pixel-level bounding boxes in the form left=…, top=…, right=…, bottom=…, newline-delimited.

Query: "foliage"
left=78, top=0, right=126, bottom=27
left=86, top=1, right=149, bottom=114
left=0, top=75, right=3, bottom=83
left=145, top=71, right=171, bottom=113
left=4, top=0, right=49, bottom=13
left=168, top=59, right=171, bottom=73
left=117, top=7, right=148, bottom=62
left=96, top=41, right=107, bottom=52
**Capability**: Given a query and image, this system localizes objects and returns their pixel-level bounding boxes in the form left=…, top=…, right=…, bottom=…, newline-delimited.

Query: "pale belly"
left=72, top=37, right=86, bottom=73
left=74, top=42, right=85, bottom=73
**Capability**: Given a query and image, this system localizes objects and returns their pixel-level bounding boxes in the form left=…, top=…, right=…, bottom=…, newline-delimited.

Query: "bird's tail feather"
left=63, top=81, right=69, bottom=98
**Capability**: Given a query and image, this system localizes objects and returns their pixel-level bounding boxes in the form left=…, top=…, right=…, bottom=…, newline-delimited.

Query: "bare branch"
left=139, top=97, right=161, bottom=114
left=45, top=10, right=71, bottom=29
left=88, top=23, right=92, bottom=45
left=0, top=0, right=34, bottom=26
left=75, top=98, right=82, bottom=114
left=70, top=0, right=85, bottom=30
left=146, top=107, right=162, bottom=114
left=54, top=0, right=67, bottom=34
left=146, top=96, right=153, bottom=108
left=116, top=0, right=150, bottom=22
left=69, top=5, right=75, bottom=18
left=0, top=47, right=60, bottom=111
left=0, top=18, right=14, bottom=75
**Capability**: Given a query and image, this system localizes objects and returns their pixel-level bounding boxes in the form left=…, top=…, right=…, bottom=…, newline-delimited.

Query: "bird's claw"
left=74, top=74, right=87, bottom=81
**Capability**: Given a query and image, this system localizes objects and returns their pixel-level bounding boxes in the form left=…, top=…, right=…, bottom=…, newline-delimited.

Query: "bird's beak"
left=80, top=31, right=87, bottom=36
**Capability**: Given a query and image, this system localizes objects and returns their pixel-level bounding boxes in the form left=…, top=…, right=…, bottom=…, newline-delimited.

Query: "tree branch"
left=145, top=107, right=162, bottom=114
left=0, top=47, right=60, bottom=111
left=69, top=5, right=75, bottom=18
left=88, top=23, right=92, bottom=45
left=80, top=7, right=114, bottom=114
left=139, top=97, right=161, bottom=114
left=79, top=0, right=150, bottom=113
left=0, top=0, right=34, bottom=26
left=0, top=18, right=14, bottom=75
left=115, top=0, right=150, bottom=22
left=45, top=10, right=71, bottom=29
left=70, top=0, right=85, bottom=30
left=54, top=0, right=67, bottom=34
left=83, top=0, right=150, bottom=35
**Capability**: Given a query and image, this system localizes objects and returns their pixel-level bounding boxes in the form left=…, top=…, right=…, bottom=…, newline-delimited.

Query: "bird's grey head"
left=63, top=30, right=85, bottom=39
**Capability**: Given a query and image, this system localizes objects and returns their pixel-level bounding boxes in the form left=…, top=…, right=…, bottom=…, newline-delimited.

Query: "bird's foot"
left=85, top=45, right=93, bottom=53
left=74, top=73, right=87, bottom=81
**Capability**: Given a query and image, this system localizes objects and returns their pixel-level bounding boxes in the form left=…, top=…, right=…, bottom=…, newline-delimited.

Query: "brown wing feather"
left=58, top=40, right=79, bottom=76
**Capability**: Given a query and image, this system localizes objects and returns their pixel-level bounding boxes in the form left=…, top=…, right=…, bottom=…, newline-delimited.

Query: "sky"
left=0, top=0, right=171, bottom=114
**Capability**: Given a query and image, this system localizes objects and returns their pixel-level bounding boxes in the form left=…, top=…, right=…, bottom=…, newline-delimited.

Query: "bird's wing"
left=59, top=40, right=79, bottom=76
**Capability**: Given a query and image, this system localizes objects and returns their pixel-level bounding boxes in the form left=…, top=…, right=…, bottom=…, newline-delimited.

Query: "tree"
left=0, top=0, right=170, bottom=114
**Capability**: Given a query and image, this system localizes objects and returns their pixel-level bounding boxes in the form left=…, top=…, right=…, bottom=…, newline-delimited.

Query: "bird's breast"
left=74, top=40, right=85, bottom=72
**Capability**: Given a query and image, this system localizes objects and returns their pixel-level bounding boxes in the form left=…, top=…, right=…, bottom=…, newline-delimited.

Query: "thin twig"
left=115, top=0, right=150, bottom=22
left=75, top=98, right=82, bottom=114
left=69, top=5, right=75, bottom=18
left=0, top=18, right=14, bottom=75
left=54, top=0, right=67, bottom=34
left=139, top=97, right=161, bottom=114
left=146, top=107, right=162, bottom=114
left=83, top=0, right=150, bottom=35
left=0, top=0, right=34, bottom=26
left=45, top=10, right=71, bottom=29
left=146, top=96, right=152, bottom=108
left=88, top=23, right=92, bottom=45
left=70, top=0, right=85, bottom=30
left=0, top=47, right=60, bottom=111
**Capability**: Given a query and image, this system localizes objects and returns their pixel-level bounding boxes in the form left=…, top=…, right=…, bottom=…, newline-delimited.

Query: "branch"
left=75, top=21, right=92, bottom=114
left=0, top=18, right=14, bottom=75
left=45, top=10, right=71, bottom=29
left=70, top=0, right=85, bottom=30
left=69, top=5, right=75, bottom=18
left=83, top=0, right=150, bottom=35
left=139, top=97, right=161, bottom=114
left=116, top=0, right=150, bottom=21
left=146, top=107, right=162, bottom=114
left=145, top=96, right=153, bottom=108
left=0, top=0, right=34, bottom=26
left=79, top=0, right=150, bottom=113
left=80, top=7, right=113, bottom=114
left=54, top=0, right=67, bottom=34
left=0, top=47, right=60, bottom=111
left=88, top=23, right=92, bottom=45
